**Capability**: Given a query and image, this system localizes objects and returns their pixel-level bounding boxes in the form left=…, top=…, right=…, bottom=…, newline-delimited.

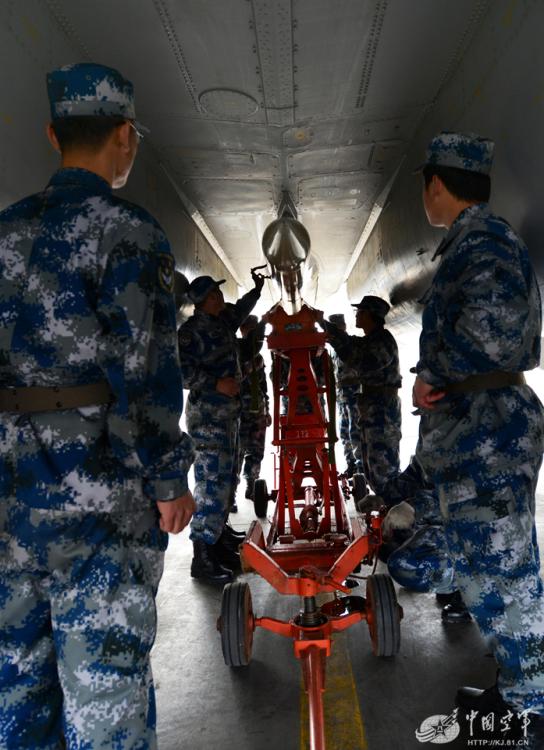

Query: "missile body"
left=261, top=216, right=310, bottom=315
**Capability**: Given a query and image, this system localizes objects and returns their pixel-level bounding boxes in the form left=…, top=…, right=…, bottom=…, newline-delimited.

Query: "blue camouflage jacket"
left=325, top=324, right=401, bottom=389
left=331, top=351, right=360, bottom=390
left=178, top=289, right=260, bottom=414
left=0, top=167, right=193, bottom=507
left=416, top=203, right=542, bottom=386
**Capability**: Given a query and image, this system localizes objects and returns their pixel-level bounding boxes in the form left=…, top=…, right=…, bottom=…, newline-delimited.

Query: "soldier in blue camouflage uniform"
left=178, top=272, right=263, bottom=584
left=324, top=296, right=402, bottom=495
left=0, top=63, right=195, bottom=750
left=413, top=131, right=544, bottom=726
left=328, top=314, right=365, bottom=479
left=237, top=315, right=270, bottom=501
left=356, top=442, right=471, bottom=619
left=357, top=449, right=472, bottom=620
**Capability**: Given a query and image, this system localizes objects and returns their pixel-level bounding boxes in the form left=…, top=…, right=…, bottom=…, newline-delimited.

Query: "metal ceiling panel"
left=206, top=214, right=268, bottom=266
left=160, top=147, right=280, bottom=180
left=368, top=140, right=404, bottom=170
left=4, top=0, right=493, bottom=301
left=251, top=0, right=296, bottom=126
left=288, top=0, right=377, bottom=120
left=180, top=178, right=276, bottom=216
left=147, top=117, right=283, bottom=153
left=297, top=172, right=382, bottom=210
left=282, top=114, right=417, bottom=150
left=44, top=0, right=198, bottom=119
left=355, top=0, right=489, bottom=118
left=288, top=144, right=375, bottom=178
left=303, top=213, right=367, bottom=264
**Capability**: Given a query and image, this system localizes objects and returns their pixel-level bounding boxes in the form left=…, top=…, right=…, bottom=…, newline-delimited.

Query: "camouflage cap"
left=352, top=295, right=390, bottom=318
left=188, top=275, right=226, bottom=304
left=46, top=62, right=142, bottom=124
left=415, top=131, right=494, bottom=175
left=328, top=314, right=346, bottom=326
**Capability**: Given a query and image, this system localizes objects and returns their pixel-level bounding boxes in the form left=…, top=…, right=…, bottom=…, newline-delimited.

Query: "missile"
left=261, top=214, right=310, bottom=315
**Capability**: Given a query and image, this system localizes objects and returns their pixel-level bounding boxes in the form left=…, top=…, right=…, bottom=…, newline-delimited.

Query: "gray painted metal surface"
left=5, top=0, right=538, bottom=320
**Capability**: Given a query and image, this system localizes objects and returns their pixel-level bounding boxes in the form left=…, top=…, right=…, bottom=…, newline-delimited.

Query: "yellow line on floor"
left=299, top=628, right=367, bottom=750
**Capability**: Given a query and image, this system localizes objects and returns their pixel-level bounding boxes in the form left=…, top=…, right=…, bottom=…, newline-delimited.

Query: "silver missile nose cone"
left=262, top=217, right=310, bottom=272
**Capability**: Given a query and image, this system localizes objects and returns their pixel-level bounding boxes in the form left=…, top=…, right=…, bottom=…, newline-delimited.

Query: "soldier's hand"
left=356, top=493, right=384, bottom=514
left=156, top=491, right=196, bottom=534
left=412, top=375, right=445, bottom=410
left=320, top=318, right=337, bottom=336
left=250, top=264, right=270, bottom=293
left=382, top=501, right=416, bottom=538
left=216, top=376, right=240, bottom=397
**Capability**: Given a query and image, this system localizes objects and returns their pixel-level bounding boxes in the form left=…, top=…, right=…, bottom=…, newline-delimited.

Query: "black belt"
left=0, top=382, right=114, bottom=413
left=444, top=371, right=525, bottom=394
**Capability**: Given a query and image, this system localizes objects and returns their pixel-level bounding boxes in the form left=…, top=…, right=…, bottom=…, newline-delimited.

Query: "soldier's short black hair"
left=423, top=164, right=491, bottom=203
left=51, top=115, right=127, bottom=152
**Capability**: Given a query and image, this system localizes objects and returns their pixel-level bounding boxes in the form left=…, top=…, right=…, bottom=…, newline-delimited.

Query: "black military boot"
left=455, top=683, right=543, bottom=747
left=441, top=591, right=472, bottom=623
left=190, top=540, right=233, bottom=584
left=223, top=523, right=246, bottom=542
left=219, top=526, right=245, bottom=551
left=213, top=536, right=242, bottom=571
left=435, top=590, right=458, bottom=605
left=245, top=478, right=255, bottom=499
left=456, top=683, right=508, bottom=712
left=525, top=714, right=544, bottom=749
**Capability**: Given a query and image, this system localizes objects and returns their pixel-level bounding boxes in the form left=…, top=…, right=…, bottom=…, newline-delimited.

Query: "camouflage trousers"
left=387, top=524, right=455, bottom=595
left=380, top=456, right=453, bottom=593
left=238, top=412, right=267, bottom=483
left=338, top=384, right=364, bottom=475
left=0, top=501, right=167, bottom=749
left=418, top=387, right=544, bottom=713
left=186, top=400, right=239, bottom=544
left=357, top=394, right=401, bottom=495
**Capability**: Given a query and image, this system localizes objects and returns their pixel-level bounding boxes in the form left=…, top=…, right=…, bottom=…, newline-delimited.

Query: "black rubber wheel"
left=219, top=581, right=254, bottom=667
left=366, top=574, right=401, bottom=657
left=352, top=473, right=367, bottom=503
left=253, top=478, right=268, bottom=518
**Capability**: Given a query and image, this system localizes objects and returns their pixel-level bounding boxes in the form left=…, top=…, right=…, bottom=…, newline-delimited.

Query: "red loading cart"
left=217, top=302, right=403, bottom=750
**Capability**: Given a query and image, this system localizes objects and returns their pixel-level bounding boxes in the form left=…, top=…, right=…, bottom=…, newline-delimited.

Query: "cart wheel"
left=254, top=478, right=268, bottom=518
left=352, top=473, right=367, bottom=503
left=366, top=574, right=401, bottom=657
left=219, top=581, right=254, bottom=667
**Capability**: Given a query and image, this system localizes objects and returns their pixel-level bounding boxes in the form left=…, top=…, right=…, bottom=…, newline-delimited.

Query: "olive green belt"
left=444, top=371, right=525, bottom=394
left=0, top=382, right=113, bottom=413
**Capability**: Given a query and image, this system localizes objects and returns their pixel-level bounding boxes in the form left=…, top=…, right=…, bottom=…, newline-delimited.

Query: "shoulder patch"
left=157, top=253, right=175, bottom=293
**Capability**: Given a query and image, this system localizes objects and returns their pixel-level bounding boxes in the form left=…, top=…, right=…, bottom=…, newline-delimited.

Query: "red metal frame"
left=238, top=302, right=386, bottom=750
